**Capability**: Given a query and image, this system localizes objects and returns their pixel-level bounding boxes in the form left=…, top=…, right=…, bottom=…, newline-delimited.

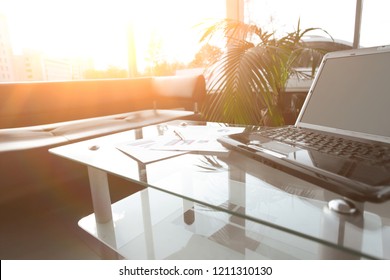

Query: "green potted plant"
left=199, top=19, right=331, bottom=126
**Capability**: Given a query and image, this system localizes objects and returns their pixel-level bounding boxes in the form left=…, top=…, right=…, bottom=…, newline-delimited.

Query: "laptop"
left=218, top=45, right=390, bottom=203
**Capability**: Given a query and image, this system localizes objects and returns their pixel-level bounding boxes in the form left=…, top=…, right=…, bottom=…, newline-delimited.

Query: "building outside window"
left=0, top=13, right=14, bottom=81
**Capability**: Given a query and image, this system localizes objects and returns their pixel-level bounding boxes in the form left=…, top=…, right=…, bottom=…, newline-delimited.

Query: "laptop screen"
left=298, top=49, right=390, bottom=140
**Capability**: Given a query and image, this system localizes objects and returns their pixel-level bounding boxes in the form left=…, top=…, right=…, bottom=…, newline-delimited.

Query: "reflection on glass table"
left=79, top=187, right=360, bottom=260
left=50, top=121, right=390, bottom=259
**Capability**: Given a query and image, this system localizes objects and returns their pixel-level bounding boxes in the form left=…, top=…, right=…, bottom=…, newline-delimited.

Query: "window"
left=244, top=0, right=390, bottom=48
left=0, top=0, right=225, bottom=81
left=360, top=0, right=390, bottom=47
left=244, top=0, right=356, bottom=45
left=0, top=0, right=388, bottom=82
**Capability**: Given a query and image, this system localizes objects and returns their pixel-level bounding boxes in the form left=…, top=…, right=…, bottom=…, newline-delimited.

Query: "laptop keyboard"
left=256, top=127, right=390, bottom=165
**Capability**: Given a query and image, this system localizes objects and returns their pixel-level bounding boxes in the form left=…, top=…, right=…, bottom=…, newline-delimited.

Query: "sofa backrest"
left=153, top=74, right=206, bottom=112
left=0, top=75, right=206, bottom=129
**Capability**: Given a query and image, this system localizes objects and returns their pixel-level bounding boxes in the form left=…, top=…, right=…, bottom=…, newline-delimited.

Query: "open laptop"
left=218, top=45, right=390, bottom=203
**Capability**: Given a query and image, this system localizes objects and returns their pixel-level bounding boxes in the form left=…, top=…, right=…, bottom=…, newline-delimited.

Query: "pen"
left=174, top=130, right=185, bottom=140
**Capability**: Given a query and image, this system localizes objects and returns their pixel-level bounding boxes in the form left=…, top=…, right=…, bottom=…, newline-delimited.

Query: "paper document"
left=116, top=125, right=245, bottom=164
left=151, top=125, right=245, bottom=152
left=150, top=138, right=227, bottom=152
left=117, top=138, right=187, bottom=164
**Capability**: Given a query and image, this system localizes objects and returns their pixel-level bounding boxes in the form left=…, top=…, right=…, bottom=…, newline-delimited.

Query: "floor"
left=0, top=174, right=144, bottom=260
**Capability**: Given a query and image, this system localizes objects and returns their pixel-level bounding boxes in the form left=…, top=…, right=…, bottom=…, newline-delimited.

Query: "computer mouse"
left=89, top=145, right=100, bottom=151
left=328, top=198, right=358, bottom=215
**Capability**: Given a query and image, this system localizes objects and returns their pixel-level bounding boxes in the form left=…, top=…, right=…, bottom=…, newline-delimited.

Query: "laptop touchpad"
left=260, top=141, right=301, bottom=155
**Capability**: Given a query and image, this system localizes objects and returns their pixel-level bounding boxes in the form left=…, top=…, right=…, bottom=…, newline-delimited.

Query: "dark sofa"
left=0, top=75, right=206, bottom=204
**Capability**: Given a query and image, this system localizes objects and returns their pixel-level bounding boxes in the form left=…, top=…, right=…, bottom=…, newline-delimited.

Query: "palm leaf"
left=200, top=19, right=331, bottom=126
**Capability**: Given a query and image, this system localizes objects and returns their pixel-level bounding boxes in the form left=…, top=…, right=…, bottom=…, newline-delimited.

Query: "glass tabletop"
left=50, top=120, right=390, bottom=259
left=79, top=187, right=357, bottom=260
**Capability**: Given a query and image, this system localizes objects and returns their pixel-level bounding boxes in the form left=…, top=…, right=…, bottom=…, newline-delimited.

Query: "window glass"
left=360, top=0, right=390, bottom=47
left=130, top=0, right=226, bottom=75
left=244, top=0, right=356, bottom=46
left=0, top=0, right=225, bottom=81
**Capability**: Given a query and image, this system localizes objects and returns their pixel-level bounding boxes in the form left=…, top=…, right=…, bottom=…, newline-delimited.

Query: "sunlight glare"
left=1, top=0, right=225, bottom=71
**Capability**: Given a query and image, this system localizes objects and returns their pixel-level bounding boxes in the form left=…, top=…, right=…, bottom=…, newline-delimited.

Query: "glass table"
left=49, top=120, right=390, bottom=259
